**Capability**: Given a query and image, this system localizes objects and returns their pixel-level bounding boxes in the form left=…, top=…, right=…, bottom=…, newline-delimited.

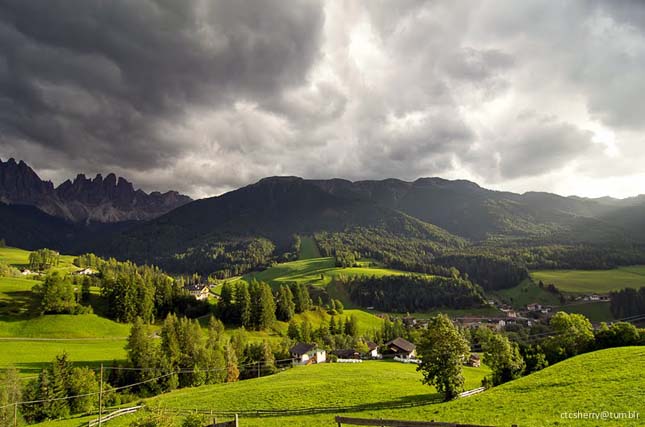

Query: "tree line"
left=610, top=286, right=645, bottom=318
left=341, top=274, right=486, bottom=312
left=314, top=230, right=530, bottom=291
left=218, top=280, right=319, bottom=329
left=28, top=249, right=60, bottom=271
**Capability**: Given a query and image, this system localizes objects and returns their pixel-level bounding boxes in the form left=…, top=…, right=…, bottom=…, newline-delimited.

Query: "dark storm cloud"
left=0, top=0, right=324, bottom=172
left=1, top=0, right=645, bottom=198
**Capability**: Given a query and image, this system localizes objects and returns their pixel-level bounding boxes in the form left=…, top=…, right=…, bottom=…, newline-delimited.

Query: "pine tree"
left=161, top=314, right=181, bottom=368
left=329, top=316, right=337, bottom=335
left=218, top=282, right=235, bottom=322
left=276, top=285, right=295, bottom=321
left=300, top=320, right=312, bottom=343
left=287, top=319, right=301, bottom=340
left=225, top=344, right=240, bottom=383
left=48, top=360, right=70, bottom=419
left=261, top=341, right=276, bottom=375
left=344, top=315, right=359, bottom=338
left=207, top=316, right=225, bottom=349
left=250, top=281, right=276, bottom=330
left=236, top=283, right=252, bottom=327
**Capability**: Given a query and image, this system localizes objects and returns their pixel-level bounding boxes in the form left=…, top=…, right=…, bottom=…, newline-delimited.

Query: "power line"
left=0, top=359, right=292, bottom=410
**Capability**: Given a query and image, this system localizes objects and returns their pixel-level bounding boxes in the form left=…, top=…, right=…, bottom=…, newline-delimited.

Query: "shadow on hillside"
left=197, top=393, right=444, bottom=419
left=0, top=290, right=39, bottom=320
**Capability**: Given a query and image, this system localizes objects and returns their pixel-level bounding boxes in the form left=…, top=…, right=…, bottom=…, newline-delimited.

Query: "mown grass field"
left=0, top=339, right=128, bottom=376
left=0, top=276, right=40, bottom=318
left=34, top=347, right=645, bottom=427
left=34, top=361, right=490, bottom=427
left=0, top=314, right=131, bottom=338
left=0, top=314, right=130, bottom=376
left=243, top=257, right=423, bottom=289
left=0, top=246, right=78, bottom=273
left=494, top=279, right=562, bottom=308
left=560, top=301, right=614, bottom=322
left=532, top=266, right=645, bottom=294
left=298, top=236, right=322, bottom=260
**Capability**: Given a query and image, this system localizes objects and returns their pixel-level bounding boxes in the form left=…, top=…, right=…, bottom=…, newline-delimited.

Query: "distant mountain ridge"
left=2, top=158, right=645, bottom=274
left=0, top=158, right=191, bottom=223
left=308, top=177, right=642, bottom=242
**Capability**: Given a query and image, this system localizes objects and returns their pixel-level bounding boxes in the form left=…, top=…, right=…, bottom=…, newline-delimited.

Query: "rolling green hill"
left=32, top=347, right=644, bottom=427
left=0, top=245, right=78, bottom=272
left=532, top=266, right=645, bottom=293
left=242, top=257, right=420, bottom=289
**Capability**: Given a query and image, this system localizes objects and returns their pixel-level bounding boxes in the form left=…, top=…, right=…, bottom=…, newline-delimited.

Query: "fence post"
left=98, top=363, right=104, bottom=427
left=234, top=414, right=239, bottom=427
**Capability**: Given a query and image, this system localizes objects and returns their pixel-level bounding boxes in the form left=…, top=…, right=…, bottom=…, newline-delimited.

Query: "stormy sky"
left=0, top=0, right=644, bottom=199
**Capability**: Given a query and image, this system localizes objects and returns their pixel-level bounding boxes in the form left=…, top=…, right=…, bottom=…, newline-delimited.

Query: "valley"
left=0, top=161, right=644, bottom=427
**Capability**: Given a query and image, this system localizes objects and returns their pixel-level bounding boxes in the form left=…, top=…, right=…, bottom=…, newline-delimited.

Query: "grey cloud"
left=0, top=0, right=324, bottom=174
left=0, top=0, right=644, bottom=198
left=497, top=117, right=596, bottom=180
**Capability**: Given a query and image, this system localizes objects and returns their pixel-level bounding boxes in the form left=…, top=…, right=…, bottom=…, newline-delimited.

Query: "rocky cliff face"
left=0, top=158, right=191, bottom=223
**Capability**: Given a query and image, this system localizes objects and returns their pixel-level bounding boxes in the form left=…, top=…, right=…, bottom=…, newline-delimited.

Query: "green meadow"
left=0, top=339, right=128, bottom=376
left=0, top=276, right=40, bottom=318
left=532, top=266, right=645, bottom=294
left=494, top=279, right=562, bottom=308
left=243, top=257, right=424, bottom=289
left=298, top=236, right=322, bottom=259
left=33, top=347, right=645, bottom=427
left=560, top=301, right=614, bottom=322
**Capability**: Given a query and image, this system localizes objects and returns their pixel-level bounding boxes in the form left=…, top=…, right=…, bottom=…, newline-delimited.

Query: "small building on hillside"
left=384, top=337, right=416, bottom=359
left=20, top=269, right=34, bottom=276
left=466, top=354, right=481, bottom=368
left=366, top=341, right=380, bottom=358
left=184, top=283, right=210, bottom=300
left=290, top=343, right=326, bottom=365
left=527, top=303, right=542, bottom=312
left=72, top=268, right=96, bottom=276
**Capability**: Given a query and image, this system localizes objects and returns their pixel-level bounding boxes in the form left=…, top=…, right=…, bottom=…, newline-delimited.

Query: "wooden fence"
left=458, top=387, right=486, bottom=398
left=88, top=405, right=143, bottom=427
left=335, top=416, right=517, bottom=427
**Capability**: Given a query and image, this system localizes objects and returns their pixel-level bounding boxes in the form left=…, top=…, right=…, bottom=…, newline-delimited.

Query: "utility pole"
left=13, top=403, right=17, bottom=427
left=257, top=361, right=260, bottom=378
left=98, top=363, right=104, bottom=426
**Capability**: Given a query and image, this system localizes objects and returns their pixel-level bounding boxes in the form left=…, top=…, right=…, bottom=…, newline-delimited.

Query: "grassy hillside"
left=0, top=339, right=128, bottom=376
left=0, top=314, right=130, bottom=376
left=33, top=347, right=644, bottom=427
left=494, top=279, right=562, bottom=308
left=298, top=236, right=322, bottom=259
left=243, top=257, right=427, bottom=289
left=33, top=361, right=489, bottom=427
left=532, top=266, right=645, bottom=294
left=560, top=301, right=614, bottom=322
left=376, top=346, right=645, bottom=427
left=0, top=314, right=130, bottom=338
left=0, top=245, right=78, bottom=272
left=0, top=276, right=40, bottom=318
